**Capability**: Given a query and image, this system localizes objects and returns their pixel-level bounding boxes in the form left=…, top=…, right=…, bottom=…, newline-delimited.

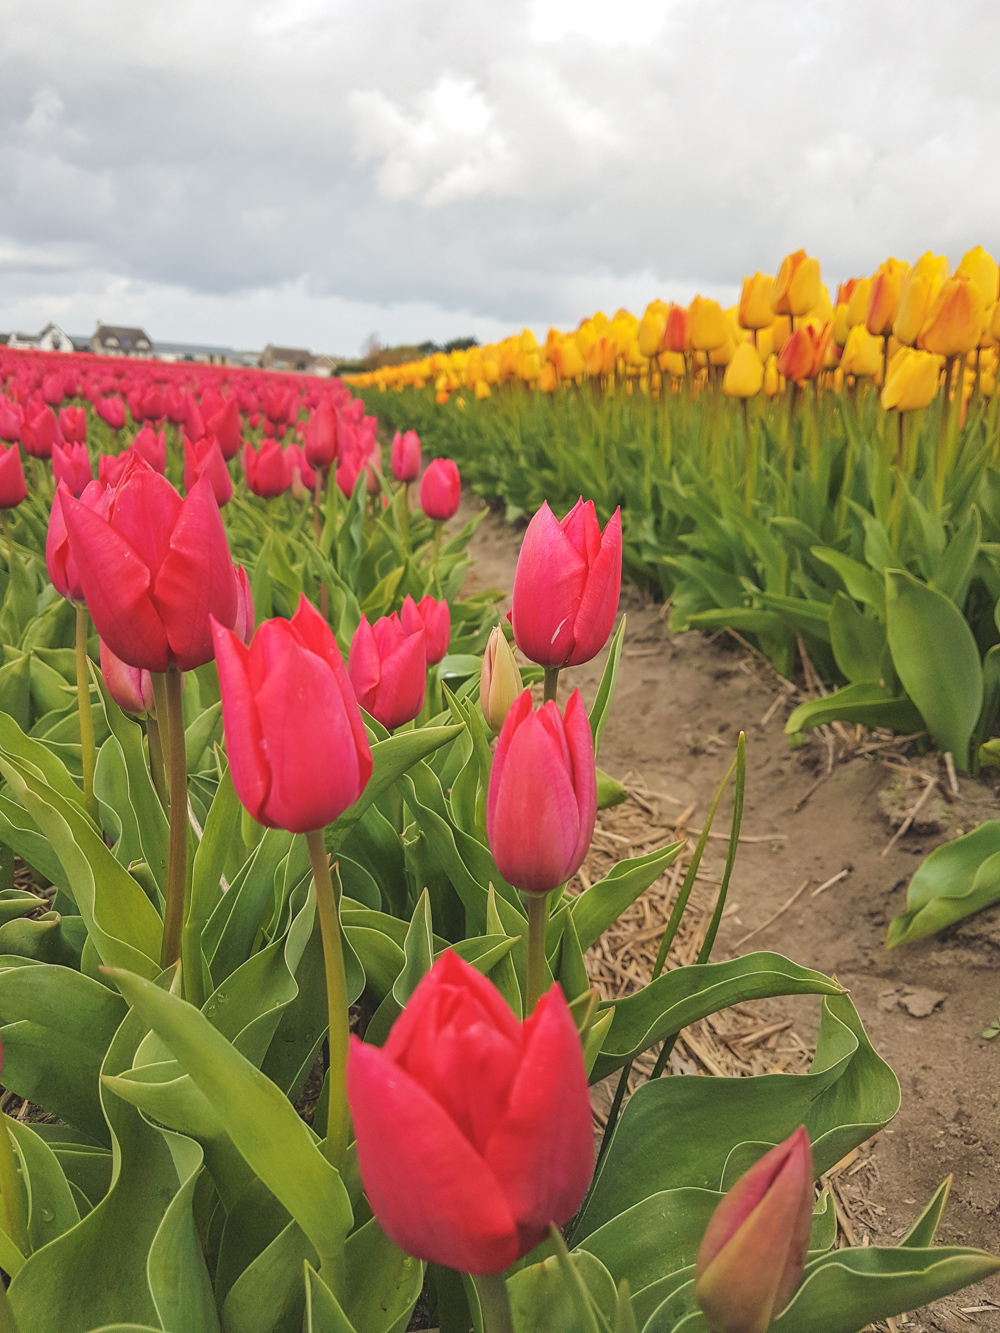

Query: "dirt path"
left=458, top=498, right=1000, bottom=1331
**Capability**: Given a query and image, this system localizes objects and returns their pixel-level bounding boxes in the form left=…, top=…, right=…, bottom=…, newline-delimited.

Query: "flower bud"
left=956, top=245, right=999, bottom=309
left=695, top=1126, right=814, bottom=1333
left=845, top=277, right=871, bottom=329
left=480, top=626, right=522, bottom=732
left=919, top=274, right=986, bottom=357
left=866, top=258, right=910, bottom=336
left=772, top=250, right=821, bottom=317
left=688, top=297, right=728, bottom=351
left=722, top=341, right=764, bottom=398
left=840, top=325, right=883, bottom=379
left=738, top=274, right=774, bottom=331
left=881, top=347, right=942, bottom=411
left=893, top=252, right=950, bottom=346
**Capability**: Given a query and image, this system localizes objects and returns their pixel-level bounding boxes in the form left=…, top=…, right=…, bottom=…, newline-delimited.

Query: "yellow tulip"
left=832, top=303, right=851, bottom=348
left=475, top=379, right=491, bottom=399
left=738, top=273, right=774, bottom=330
left=956, top=245, right=999, bottom=308
left=688, top=296, right=728, bottom=350
left=919, top=275, right=986, bottom=357
left=772, top=250, right=822, bottom=316
left=881, top=347, right=942, bottom=411
left=756, top=325, right=775, bottom=361
left=809, top=284, right=834, bottom=325
left=723, top=341, right=764, bottom=397
left=520, top=328, right=539, bottom=354
left=764, top=354, right=780, bottom=396
left=771, top=315, right=792, bottom=355
left=840, top=325, right=883, bottom=378
left=658, top=350, right=686, bottom=378
left=638, top=301, right=668, bottom=357
left=519, top=351, right=541, bottom=381
left=709, top=337, right=736, bottom=366
left=846, top=278, right=871, bottom=329
left=538, top=362, right=558, bottom=393
left=554, top=337, right=584, bottom=380
left=865, top=258, right=910, bottom=336
left=893, top=253, right=950, bottom=345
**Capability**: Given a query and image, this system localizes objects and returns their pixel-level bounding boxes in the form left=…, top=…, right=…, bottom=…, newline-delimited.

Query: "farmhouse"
left=89, top=323, right=153, bottom=357
left=7, top=322, right=75, bottom=352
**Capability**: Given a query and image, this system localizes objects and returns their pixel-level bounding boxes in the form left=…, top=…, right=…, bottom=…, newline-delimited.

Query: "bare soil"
left=458, top=498, right=1000, bottom=1332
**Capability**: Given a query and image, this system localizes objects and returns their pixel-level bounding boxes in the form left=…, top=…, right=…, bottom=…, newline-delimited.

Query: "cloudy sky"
left=1, top=0, right=998, bottom=355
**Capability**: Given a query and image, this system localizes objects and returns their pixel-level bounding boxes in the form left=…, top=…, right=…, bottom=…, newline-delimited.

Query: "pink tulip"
left=47, top=480, right=111, bottom=601
left=42, top=373, right=64, bottom=407
left=233, top=563, right=254, bottom=645
left=283, top=443, right=316, bottom=498
left=0, top=445, right=27, bottom=510
left=98, top=453, right=129, bottom=488
left=59, top=406, right=87, bottom=445
left=131, top=425, right=167, bottom=474
left=207, top=397, right=242, bottom=460
left=487, top=688, right=596, bottom=893
left=22, top=406, right=62, bottom=459
left=96, top=397, right=127, bottom=431
left=0, top=399, right=24, bottom=444
left=390, top=429, right=421, bottom=483
left=400, top=594, right=450, bottom=665
left=419, top=457, right=460, bottom=520
left=100, top=639, right=155, bottom=716
left=184, top=435, right=233, bottom=507
left=347, top=951, right=593, bottom=1275
left=243, top=439, right=288, bottom=498
left=348, top=612, right=426, bottom=730
left=51, top=442, right=93, bottom=497
left=304, top=400, right=338, bottom=471
left=212, top=595, right=372, bottom=832
left=511, top=499, right=622, bottom=668
left=695, top=1127, right=814, bottom=1333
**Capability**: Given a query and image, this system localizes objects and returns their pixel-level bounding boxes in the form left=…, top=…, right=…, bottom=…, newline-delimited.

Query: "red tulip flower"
left=47, top=480, right=111, bottom=601
left=52, top=442, right=94, bottom=497
left=487, top=688, right=596, bottom=893
left=511, top=499, right=622, bottom=669
left=347, top=951, right=593, bottom=1275
left=243, top=439, right=288, bottom=498
left=0, top=445, right=27, bottom=510
left=61, top=453, right=240, bottom=672
left=212, top=595, right=372, bottom=833
left=131, top=425, right=167, bottom=474
left=0, top=399, right=24, bottom=443
left=184, top=435, right=233, bottom=507
left=348, top=612, right=426, bottom=730
left=207, top=397, right=242, bottom=460
left=42, top=373, right=64, bottom=407
left=98, top=453, right=129, bottom=488
left=400, top=593, right=450, bottom=665
left=141, top=386, right=165, bottom=422
left=390, top=429, right=421, bottom=483
left=184, top=395, right=206, bottom=444
left=59, top=406, right=87, bottom=445
left=96, top=397, right=127, bottom=431
left=420, top=458, right=461, bottom=520
left=304, top=400, right=338, bottom=471
left=100, top=639, right=154, bottom=716
left=695, top=1127, right=814, bottom=1333
left=22, top=406, right=62, bottom=459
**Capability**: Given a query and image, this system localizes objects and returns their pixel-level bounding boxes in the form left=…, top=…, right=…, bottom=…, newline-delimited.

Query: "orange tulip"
left=893, top=253, right=950, bottom=346
left=845, top=277, right=871, bottom=328
left=663, top=304, right=688, bottom=353
left=919, top=274, right=986, bottom=357
left=865, top=258, right=909, bottom=336
left=776, top=323, right=831, bottom=382
left=772, top=250, right=821, bottom=317
left=738, top=274, right=775, bottom=330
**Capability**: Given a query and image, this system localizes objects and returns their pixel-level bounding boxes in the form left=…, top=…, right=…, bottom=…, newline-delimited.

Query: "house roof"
left=94, top=324, right=152, bottom=350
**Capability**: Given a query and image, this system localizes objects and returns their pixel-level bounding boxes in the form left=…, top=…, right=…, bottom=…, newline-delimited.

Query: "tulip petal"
left=154, top=477, right=238, bottom=671
left=290, top=596, right=373, bottom=790
left=347, top=1037, right=520, bottom=1275
left=372, top=629, right=425, bottom=730
left=213, top=619, right=270, bottom=824
left=108, top=456, right=183, bottom=577
left=568, top=508, right=622, bottom=666
left=62, top=497, right=170, bottom=672
left=511, top=502, right=587, bottom=668
left=347, top=616, right=381, bottom=713
left=484, top=984, right=593, bottom=1242
left=562, top=689, right=598, bottom=874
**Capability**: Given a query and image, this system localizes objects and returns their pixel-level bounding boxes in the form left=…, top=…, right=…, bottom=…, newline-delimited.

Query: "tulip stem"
left=472, top=1272, right=514, bottom=1333
left=400, top=482, right=410, bottom=550
left=151, top=673, right=172, bottom=796
left=542, top=667, right=560, bottom=704
left=0, top=1111, right=27, bottom=1262
left=74, top=605, right=99, bottom=824
left=525, top=891, right=549, bottom=1014
left=146, top=715, right=168, bottom=811
left=306, top=827, right=350, bottom=1174
left=160, top=666, right=188, bottom=971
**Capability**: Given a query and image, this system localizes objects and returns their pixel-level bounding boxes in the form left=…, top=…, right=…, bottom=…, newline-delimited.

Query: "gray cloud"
left=0, top=0, right=999, bottom=353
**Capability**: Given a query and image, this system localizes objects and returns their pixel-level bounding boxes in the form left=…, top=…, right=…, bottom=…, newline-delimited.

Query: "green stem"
left=159, top=667, right=187, bottom=971
left=146, top=713, right=168, bottom=811
left=0, top=1112, right=27, bottom=1261
left=525, top=891, right=550, bottom=1014
left=75, top=606, right=99, bottom=824
left=400, top=482, right=410, bottom=549
left=741, top=397, right=754, bottom=517
left=473, top=1271, right=515, bottom=1333
left=151, top=673, right=172, bottom=796
left=306, top=828, right=350, bottom=1173
left=430, top=520, right=442, bottom=584
left=890, top=410, right=905, bottom=557
left=542, top=666, right=560, bottom=705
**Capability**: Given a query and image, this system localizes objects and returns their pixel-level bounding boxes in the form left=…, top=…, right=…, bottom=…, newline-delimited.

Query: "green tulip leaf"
left=303, top=1263, right=357, bottom=1333
left=564, top=843, right=684, bottom=955
left=589, top=615, right=626, bottom=755
left=886, top=820, right=1000, bottom=946
left=508, top=1248, right=617, bottom=1333
left=392, top=888, right=434, bottom=1009
left=785, top=681, right=924, bottom=743
left=902, top=1177, right=952, bottom=1248
left=828, top=593, right=886, bottom=684
left=344, top=1215, right=423, bottom=1333
left=146, top=1130, right=220, bottom=1333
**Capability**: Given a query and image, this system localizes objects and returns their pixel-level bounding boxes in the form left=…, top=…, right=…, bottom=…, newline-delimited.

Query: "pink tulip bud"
left=390, top=429, right=421, bottom=483
left=96, top=397, right=127, bottom=431
left=0, top=399, right=24, bottom=443
left=346, top=951, right=593, bottom=1275
left=0, top=445, right=27, bottom=510
left=212, top=595, right=372, bottom=832
left=695, top=1126, right=815, bottom=1333
left=131, top=425, right=167, bottom=474
left=100, top=639, right=155, bottom=716
left=207, top=397, right=243, bottom=460
left=51, top=442, right=94, bottom=497
left=487, top=688, right=597, bottom=893
left=59, top=406, right=87, bottom=445
left=348, top=612, right=426, bottom=730
left=304, top=400, right=338, bottom=471
left=243, top=439, right=288, bottom=498
left=22, top=406, right=62, bottom=459
left=233, top=564, right=254, bottom=645
left=511, top=499, right=622, bottom=669
left=419, top=457, right=461, bottom=520
left=47, top=480, right=111, bottom=601
left=400, top=593, right=450, bottom=665
left=184, top=435, right=233, bottom=507
left=98, top=453, right=129, bottom=488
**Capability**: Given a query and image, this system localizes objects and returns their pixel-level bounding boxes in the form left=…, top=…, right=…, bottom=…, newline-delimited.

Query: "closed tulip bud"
left=0, top=445, right=27, bottom=510
left=184, top=435, right=233, bottom=506
left=840, top=325, right=884, bottom=378
left=419, top=457, right=461, bottom=520
left=893, top=252, right=950, bottom=346
left=0, top=400, right=22, bottom=445
left=480, top=626, right=522, bottom=732
left=207, top=397, right=243, bottom=461
left=764, top=354, right=780, bottom=397
left=738, top=274, right=774, bottom=331
left=919, top=274, right=986, bottom=357
left=21, top=407, right=60, bottom=460
left=723, top=341, right=764, bottom=398
left=390, top=429, right=421, bottom=483
left=47, top=480, right=111, bottom=601
left=688, top=297, right=728, bottom=351
left=52, top=442, right=93, bottom=497
left=233, top=563, right=254, bottom=646
left=695, top=1126, right=814, bottom=1333
left=348, top=612, right=426, bottom=730
left=776, top=323, right=831, bottom=382
left=62, top=453, right=241, bottom=673
left=59, top=406, right=87, bottom=445
left=658, top=350, right=687, bottom=378
left=845, top=278, right=871, bottom=329
left=663, top=304, right=688, bottom=354
left=511, top=499, right=621, bottom=669
left=772, top=250, right=821, bottom=317
left=96, top=397, right=127, bottom=431
left=347, top=951, right=593, bottom=1275
left=400, top=593, right=450, bottom=665
left=98, top=453, right=129, bottom=488
left=865, top=258, right=910, bottom=336
left=475, top=378, right=491, bottom=399
left=832, top=303, right=851, bottom=348
left=243, top=439, right=288, bottom=498
left=213, top=595, right=372, bottom=832
left=303, top=400, right=338, bottom=472
left=131, top=425, right=166, bottom=474
left=770, top=316, right=792, bottom=355
left=638, top=301, right=668, bottom=358
left=992, top=300, right=1000, bottom=344
left=487, top=688, right=597, bottom=893
left=881, top=347, right=943, bottom=412
left=755, top=325, right=775, bottom=362
left=956, top=245, right=999, bottom=309
left=100, top=639, right=154, bottom=717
